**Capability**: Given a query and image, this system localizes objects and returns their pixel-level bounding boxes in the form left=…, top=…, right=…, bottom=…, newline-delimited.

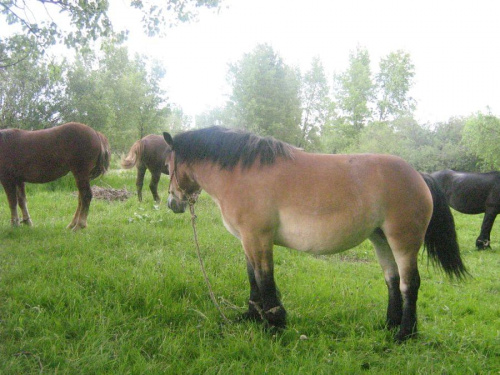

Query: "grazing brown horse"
left=163, top=126, right=467, bottom=342
left=121, top=135, right=170, bottom=203
left=0, top=122, right=110, bottom=230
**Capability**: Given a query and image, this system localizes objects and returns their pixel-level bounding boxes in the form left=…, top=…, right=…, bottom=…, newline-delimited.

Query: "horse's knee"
left=81, top=189, right=92, bottom=206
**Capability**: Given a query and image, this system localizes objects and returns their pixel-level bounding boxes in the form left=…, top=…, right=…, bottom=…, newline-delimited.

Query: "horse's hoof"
left=21, top=218, right=33, bottom=226
left=476, top=239, right=491, bottom=250
left=394, top=330, right=417, bottom=343
left=237, top=310, right=263, bottom=323
left=264, top=305, right=287, bottom=329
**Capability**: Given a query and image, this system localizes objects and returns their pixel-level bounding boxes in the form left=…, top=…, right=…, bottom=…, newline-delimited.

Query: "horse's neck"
left=191, top=162, right=230, bottom=199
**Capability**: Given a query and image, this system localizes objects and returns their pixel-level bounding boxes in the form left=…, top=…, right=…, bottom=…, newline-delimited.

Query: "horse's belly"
left=23, top=168, right=70, bottom=183
left=275, top=214, right=374, bottom=255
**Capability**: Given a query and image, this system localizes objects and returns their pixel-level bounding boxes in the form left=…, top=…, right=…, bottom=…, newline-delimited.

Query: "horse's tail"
left=90, top=132, right=111, bottom=180
left=121, top=139, right=143, bottom=169
left=421, top=173, right=468, bottom=279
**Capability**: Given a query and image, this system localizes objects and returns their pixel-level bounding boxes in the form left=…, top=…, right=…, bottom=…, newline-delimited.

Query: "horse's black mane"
left=172, top=126, right=295, bottom=169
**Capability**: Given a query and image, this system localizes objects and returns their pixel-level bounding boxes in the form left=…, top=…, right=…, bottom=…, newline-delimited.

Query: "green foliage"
left=375, top=50, right=416, bottom=122
left=0, top=171, right=499, bottom=373
left=352, top=117, right=480, bottom=172
left=0, top=0, right=222, bottom=68
left=0, top=0, right=114, bottom=68
left=0, top=53, right=64, bottom=128
left=60, top=43, right=170, bottom=152
left=226, top=44, right=303, bottom=145
left=462, top=111, right=500, bottom=170
left=333, top=46, right=374, bottom=131
left=299, top=56, right=333, bottom=150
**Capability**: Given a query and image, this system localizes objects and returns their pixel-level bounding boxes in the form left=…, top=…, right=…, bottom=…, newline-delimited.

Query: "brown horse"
left=0, top=122, right=110, bottom=230
left=163, top=126, right=467, bottom=342
left=121, top=135, right=170, bottom=203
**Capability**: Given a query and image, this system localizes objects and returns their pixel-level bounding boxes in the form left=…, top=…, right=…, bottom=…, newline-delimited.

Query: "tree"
left=375, top=50, right=416, bottom=122
left=0, top=51, right=64, bottom=129
left=0, top=0, right=222, bottom=68
left=462, top=111, right=500, bottom=170
left=299, top=56, right=332, bottom=150
left=195, top=106, right=229, bottom=129
left=166, top=105, right=192, bottom=134
left=431, top=117, right=478, bottom=171
left=226, top=44, right=302, bottom=145
left=61, top=43, right=170, bottom=152
left=333, top=46, right=374, bottom=131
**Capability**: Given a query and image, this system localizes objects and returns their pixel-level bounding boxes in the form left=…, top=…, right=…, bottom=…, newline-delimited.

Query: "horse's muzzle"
left=168, top=196, right=187, bottom=213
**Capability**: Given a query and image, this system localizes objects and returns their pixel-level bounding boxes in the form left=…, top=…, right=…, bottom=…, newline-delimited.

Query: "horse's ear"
left=163, top=132, right=174, bottom=147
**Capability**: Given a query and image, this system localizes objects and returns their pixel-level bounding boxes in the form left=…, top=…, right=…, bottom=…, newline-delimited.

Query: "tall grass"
left=0, top=170, right=499, bottom=374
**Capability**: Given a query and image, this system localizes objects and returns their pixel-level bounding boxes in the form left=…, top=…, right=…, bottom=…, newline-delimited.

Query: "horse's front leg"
left=136, top=165, right=146, bottom=202
left=240, top=259, right=264, bottom=322
left=149, top=170, right=162, bottom=203
left=68, top=175, right=92, bottom=231
left=16, top=182, right=32, bottom=226
left=476, top=208, right=498, bottom=249
left=241, top=233, right=286, bottom=329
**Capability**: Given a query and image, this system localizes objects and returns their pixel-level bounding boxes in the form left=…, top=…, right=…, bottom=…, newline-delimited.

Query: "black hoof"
left=384, top=320, right=401, bottom=331
left=237, top=310, right=263, bottom=323
left=476, top=239, right=491, bottom=250
left=263, top=305, right=287, bottom=329
left=394, top=330, right=417, bottom=343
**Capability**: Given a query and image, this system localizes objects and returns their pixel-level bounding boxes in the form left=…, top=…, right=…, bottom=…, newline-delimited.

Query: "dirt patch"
left=73, top=186, right=132, bottom=201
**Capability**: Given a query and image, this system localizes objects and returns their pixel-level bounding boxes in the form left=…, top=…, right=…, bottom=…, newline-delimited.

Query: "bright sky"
left=111, top=0, right=500, bottom=123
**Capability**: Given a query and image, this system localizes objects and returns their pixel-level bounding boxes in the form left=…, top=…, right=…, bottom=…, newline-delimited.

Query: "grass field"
left=0, top=169, right=499, bottom=374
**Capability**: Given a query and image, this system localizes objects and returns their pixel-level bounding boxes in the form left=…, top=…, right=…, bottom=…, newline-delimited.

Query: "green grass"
left=1, top=170, right=499, bottom=374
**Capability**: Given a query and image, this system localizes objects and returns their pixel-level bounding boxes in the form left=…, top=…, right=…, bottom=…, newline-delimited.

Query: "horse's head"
left=163, top=132, right=201, bottom=213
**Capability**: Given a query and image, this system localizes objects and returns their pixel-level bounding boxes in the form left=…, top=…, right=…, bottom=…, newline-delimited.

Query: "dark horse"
left=121, top=135, right=170, bottom=203
left=431, top=169, right=500, bottom=249
left=163, top=126, right=467, bottom=342
left=0, top=122, right=110, bottom=230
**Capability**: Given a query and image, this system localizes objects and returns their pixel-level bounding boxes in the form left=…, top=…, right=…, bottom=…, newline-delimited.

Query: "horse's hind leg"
left=476, top=208, right=498, bottom=249
left=370, top=229, right=402, bottom=330
left=372, top=229, right=421, bottom=342
left=149, top=170, right=162, bottom=203
left=2, top=180, right=20, bottom=226
left=16, top=182, right=32, bottom=226
left=136, top=165, right=146, bottom=202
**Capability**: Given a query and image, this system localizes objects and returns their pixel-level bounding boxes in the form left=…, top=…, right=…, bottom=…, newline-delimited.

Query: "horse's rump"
left=121, top=139, right=144, bottom=169
left=90, top=131, right=111, bottom=180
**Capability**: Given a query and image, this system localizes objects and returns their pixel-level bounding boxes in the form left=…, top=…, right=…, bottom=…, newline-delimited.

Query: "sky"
left=109, top=0, right=499, bottom=123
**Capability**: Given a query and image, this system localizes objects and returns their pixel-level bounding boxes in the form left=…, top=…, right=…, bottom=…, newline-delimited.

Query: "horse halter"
left=169, top=156, right=198, bottom=206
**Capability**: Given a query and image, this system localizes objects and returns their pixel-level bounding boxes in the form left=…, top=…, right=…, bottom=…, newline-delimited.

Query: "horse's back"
left=431, top=169, right=500, bottom=214
left=0, top=122, right=108, bottom=183
left=267, top=152, right=432, bottom=254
